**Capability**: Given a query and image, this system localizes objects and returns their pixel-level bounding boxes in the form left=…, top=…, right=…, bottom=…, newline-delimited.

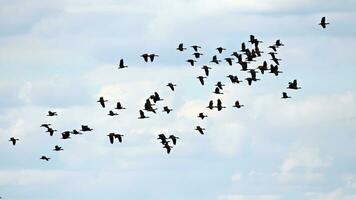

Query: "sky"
left=0, top=0, right=356, bottom=199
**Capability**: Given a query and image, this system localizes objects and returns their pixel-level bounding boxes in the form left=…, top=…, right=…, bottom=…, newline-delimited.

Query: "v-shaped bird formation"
left=7, top=17, right=331, bottom=160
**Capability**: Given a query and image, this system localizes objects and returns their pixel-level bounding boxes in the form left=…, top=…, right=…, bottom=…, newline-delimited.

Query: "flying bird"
left=53, top=145, right=64, bottom=151
left=81, top=125, right=93, bottom=132
left=149, top=54, right=159, bottom=62
left=202, top=65, right=211, bottom=76
left=195, top=126, right=205, bottom=135
left=177, top=43, right=187, bottom=51
left=167, top=83, right=176, bottom=91
left=163, top=106, right=173, bottom=114
left=215, top=82, right=225, bottom=90
left=72, top=129, right=82, bottom=135
left=198, top=112, right=208, bottom=120
left=197, top=76, right=206, bottom=86
left=191, top=45, right=202, bottom=52
left=97, top=97, right=108, bottom=108
left=40, top=124, right=51, bottom=129
left=118, top=59, right=128, bottom=69
left=225, top=57, right=234, bottom=66
left=47, top=111, right=57, bottom=116
left=46, top=127, right=57, bottom=136
left=282, top=92, right=291, bottom=99
left=115, top=102, right=126, bottom=110
left=216, top=47, right=226, bottom=54
left=138, top=110, right=149, bottom=119
left=193, top=52, right=203, bottom=59
left=163, top=142, right=173, bottom=154
left=206, top=100, right=214, bottom=110
left=319, top=16, right=329, bottom=28
left=287, top=79, right=301, bottom=90
left=210, top=55, right=221, bottom=64
left=40, top=156, right=50, bottom=161
left=107, top=133, right=124, bottom=144
left=108, top=110, right=118, bottom=116
left=186, top=59, right=196, bottom=66
left=141, top=53, right=149, bottom=62
left=216, top=99, right=226, bottom=111
left=233, top=100, right=244, bottom=109
left=168, top=135, right=179, bottom=145
left=9, top=137, right=19, bottom=146
left=61, top=131, right=71, bottom=139
left=213, top=87, right=224, bottom=95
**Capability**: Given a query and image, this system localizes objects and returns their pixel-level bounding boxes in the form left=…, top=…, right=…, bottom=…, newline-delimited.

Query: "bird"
left=210, top=55, right=221, bottom=64
left=201, top=65, right=211, bottom=76
left=151, top=92, right=163, bottom=103
left=216, top=47, right=226, bottom=54
left=269, top=45, right=277, bottom=52
left=225, top=57, right=234, bottom=66
left=47, top=111, right=57, bottom=116
left=163, top=106, right=173, bottom=114
left=282, top=92, right=291, bottom=99
left=168, top=135, right=179, bottom=145
left=197, top=76, right=206, bottom=86
left=191, top=45, right=201, bottom=52
left=215, top=82, right=225, bottom=90
left=40, top=124, right=51, bottom=129
left=177, top=43, right=186, bottom=51
left=9, top=137, right=19, bottom=146
left=61, top=131, right=71, bottom=139
left=269, top=52, right=281, bottom=65
left=167, top=83, right=176, bottom=91
left=71, top=129, right=82, bottom=135
left=233, top=100, right=244, bottom=109
left=97, top=97, right=108, bottom=108
left=108, top=110, right=118, bottom=116
left=118, top=59, right=128, bottom=69
left=270, top=64, right=283, bottom=76
left=81, top=125, right=93, bottom=132
left=245, top=77, right=260, bottom=86
left=107, top=133, right=124, bottom=144
left=141, top=53, right=149, bottom=62
left=163, top=143, right=173, bottom=154
left=216, top=99, right=226, bottom=111
left=275, top=39, right=284, bottom=47
left=157, top=134, right=169, bottom=145
left=53, top=145, right=64, bottom=151
left=138, top=110, right=149, bottom=119
left=115, top=102, right=126, bottom=110
left=319, top=16, right=329, bottom=28
left=198, top=112, right=208, bottom=120
left=206, top=100, right=214, bottom=110
left=213, top=87, right=223, bottom=94
left=287, top=79, right=301, bottom=90
left=227, top=75, right=242, bottom=84
left=240, top=42, right=246, bottom=52
left=40, top=156, right=50, bottom=161
left=249, top=69, right=258, bottom=80
left=149, top=54, right=159, bottom=62
left=145, top=99, right=157, bottom=113
left=257, top=61, right=269, bottom=74
left=46, top=127, right=57, bottom=136
left=192, top=52, right=203, bottom=59
left=195, top=126, right=205, bottom=135
left=186, top=59, right=196, bottom=66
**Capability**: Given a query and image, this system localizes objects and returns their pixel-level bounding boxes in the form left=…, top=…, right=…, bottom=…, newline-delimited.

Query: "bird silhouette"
left=216, top=47, right=226, bottom=54
left=149, top=54, right=159, bottom=62
left=167, top=83, right=176, bottom=91
left=202, top=65, right=211, bottom=76
left=41, top=124, right=51, bottom=129
left=177, top=43, right=187, bottom=51
left=81, top=125, right=93, bottom=132
left=240, top=42, right=246, bottom=52
left=107, top=133, right=124, bottom=144
left=163, top=106, right=173, bottom=114
left=198, top=112, right=208, bottom=120
left=191, top=45, right=201, bottom=52
left=210, top=55, right=221, bottom=64
left=186, top=59, right=196, bottom=66
left=97, top=97, right=108, bottom=108
left=72, top=129, right=82, bottom=135
left=108, top=110, right=118, bottom=116
left=216, top=99, right=226, bottom=111
left=207, top=100, right=214, bottom=110
left=53, top=145, right=64, bottom=151
left=138, top=110, right=149, bottom=119
left=215, top=82, right=225, bottom=90
left=118, top=59, right=128, bottom=69
left=319, top=16, right=329, bottom=28
left=233, top=100, right=244, bottom=108
left=61, top=131, right=71, bottom=139
left=270, top=64, right=283, bottom=76
left=47, top=111, right=57, bottom=116
left=193, top=52, right=203, bottom=58
left=46, top=127, right=57, bottom=136
left=115, top=102, right=126, bottom=110
left=151, top=92, right=163, bottom=103
left=144, top=99, right=157, bottom=113
left=163, top=142, right=173, bottom=154
left=257, top=61, right=269, bottom=74
left=225, top=57, right=234, bottom=66
left=269, top=45, right=277, bottom=52
left=197, top=76, right=206, bottom=86
left=195, top=126, right=205, bottom=135
left=275, top=39, right=284, bottom=47
left=9, top=137, right=19, bottom=145
left=282, top=92, right=291, bottom=99
left=168, top=135, right=179, bottom=145
left=40, top=156, right=50, bottom=161
left=141, top=53, right=149, bottom=62
left=213, top=87, right=224, bottom=94
left=287, top=79, right=301, bottom=90
left=246, top=77, right=260, bottom=86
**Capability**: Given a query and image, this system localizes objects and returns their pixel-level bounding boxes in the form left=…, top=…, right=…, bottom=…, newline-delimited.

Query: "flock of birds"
left=7, top=17, right=330, bottom=161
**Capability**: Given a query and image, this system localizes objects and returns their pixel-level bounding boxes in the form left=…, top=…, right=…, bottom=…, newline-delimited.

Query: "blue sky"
left=0, top=0, right=356, bottom=199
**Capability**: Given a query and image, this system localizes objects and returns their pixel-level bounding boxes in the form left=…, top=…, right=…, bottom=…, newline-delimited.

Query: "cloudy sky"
left=0, top=0, right=356, bottom=199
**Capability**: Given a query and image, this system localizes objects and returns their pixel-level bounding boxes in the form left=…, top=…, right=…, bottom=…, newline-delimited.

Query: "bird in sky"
left=233, top=100, right=244, bottom=109
left=167, top=83, right=177, bottom=91
left=9, top=137, right=19, bottom=146
left=118, top=59, right=128, bottom=69
left=195, top=126, right=205, bottom=135
left=319, top=16, right=329, bottom=28
left=40, top=156, right=51, bottom=161
left=97, top=97, right=108, bottom=108
left=47, top=111, right=58, bottom=116
left=177, top=43, right=187, bottom=51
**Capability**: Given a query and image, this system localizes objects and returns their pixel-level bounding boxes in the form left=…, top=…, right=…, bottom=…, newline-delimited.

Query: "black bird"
left=275, top=39, right=284, bottom=47
left=269, top=45, right=277, bottom=52
left=9, top=137, right=19, bottom=146
left=46, top=127, right=57, bottom=136
left=167, top=83, right=176, bottom=91
left=195, top=126, right=205, bottom=135
left=177, top=43, right=187, bottom=51
left=216, top=99, right=226, bottom=111
left=81, top=125, right=93, bottom=132
left=118, top=59, right=128, bottom=69
left=191, top=45, right=202, bottom=52
left=319, top=16, right=329, bottom=28
left=213, top=87, right=223, bottom=94
left=257, top=61, right=269, bottom=74
left=197, top=76, right=206, bottom=86
left=72, top=129, right=82, bottom=135
left=47, top=111, right=57, bottom=116
left=53, top=145, right=63, bottom=151
left=157, top=134, right=168, bottom=144
left=270, top=64, right=283, bottom=76
left=40, top=156, right=50, bottom=161
left=210, top=55, right=221, bottom=64
left=163, top=143, right=173, bottom=154
left=249, top=69, right=258, bottom=80
left=61, top=131, right=71, bottom=139
left=108, top=110, right=118, bottom=116
left=149, top=54, right=159, bottom=62
left=269, top=53, right=281, bottom=65
left=238, top=61, right=249, bottom=71
left=97, top=97, right=108, bottom=108
left=215, top=82, right=225, bottom=90
left=138, top=110, right=149, bottom=119
left=206, top=100, right=214, bottom=110
left=227, top=75, right=242, bottom=84
left=225, top=57, right=234, bottom=66
left=216, top=47, right=226, bottom=54
left=246, top=77, right=260, bottom=86
left=287, top=79, right=301, bottom=90
left=107, top=133, right=124, bottom=144
left=40, top=124, right=51, bottom=129
left=115, top=102, right=126, bottom=110
left=186, top=59, right=196, bottom=66
left=198, top=112, right=208, bottom=120
left=240, top=42, right=246, bottom=52
left=233, top=100, right=244, bottom=108
left=152, top=92, right=163, bottom=103
left=201, top=65, right=211, bottom=76
left=193, top=52, right=203, bottom=58
left=168, top=135, right=179, bottom=145
left=145, top=99, right=157, bottom=113
left=141, top=53, right=149, bottom=62
left=282, top=92, right=291, bottom=99
left=163, top=106, right=173, bottom=114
